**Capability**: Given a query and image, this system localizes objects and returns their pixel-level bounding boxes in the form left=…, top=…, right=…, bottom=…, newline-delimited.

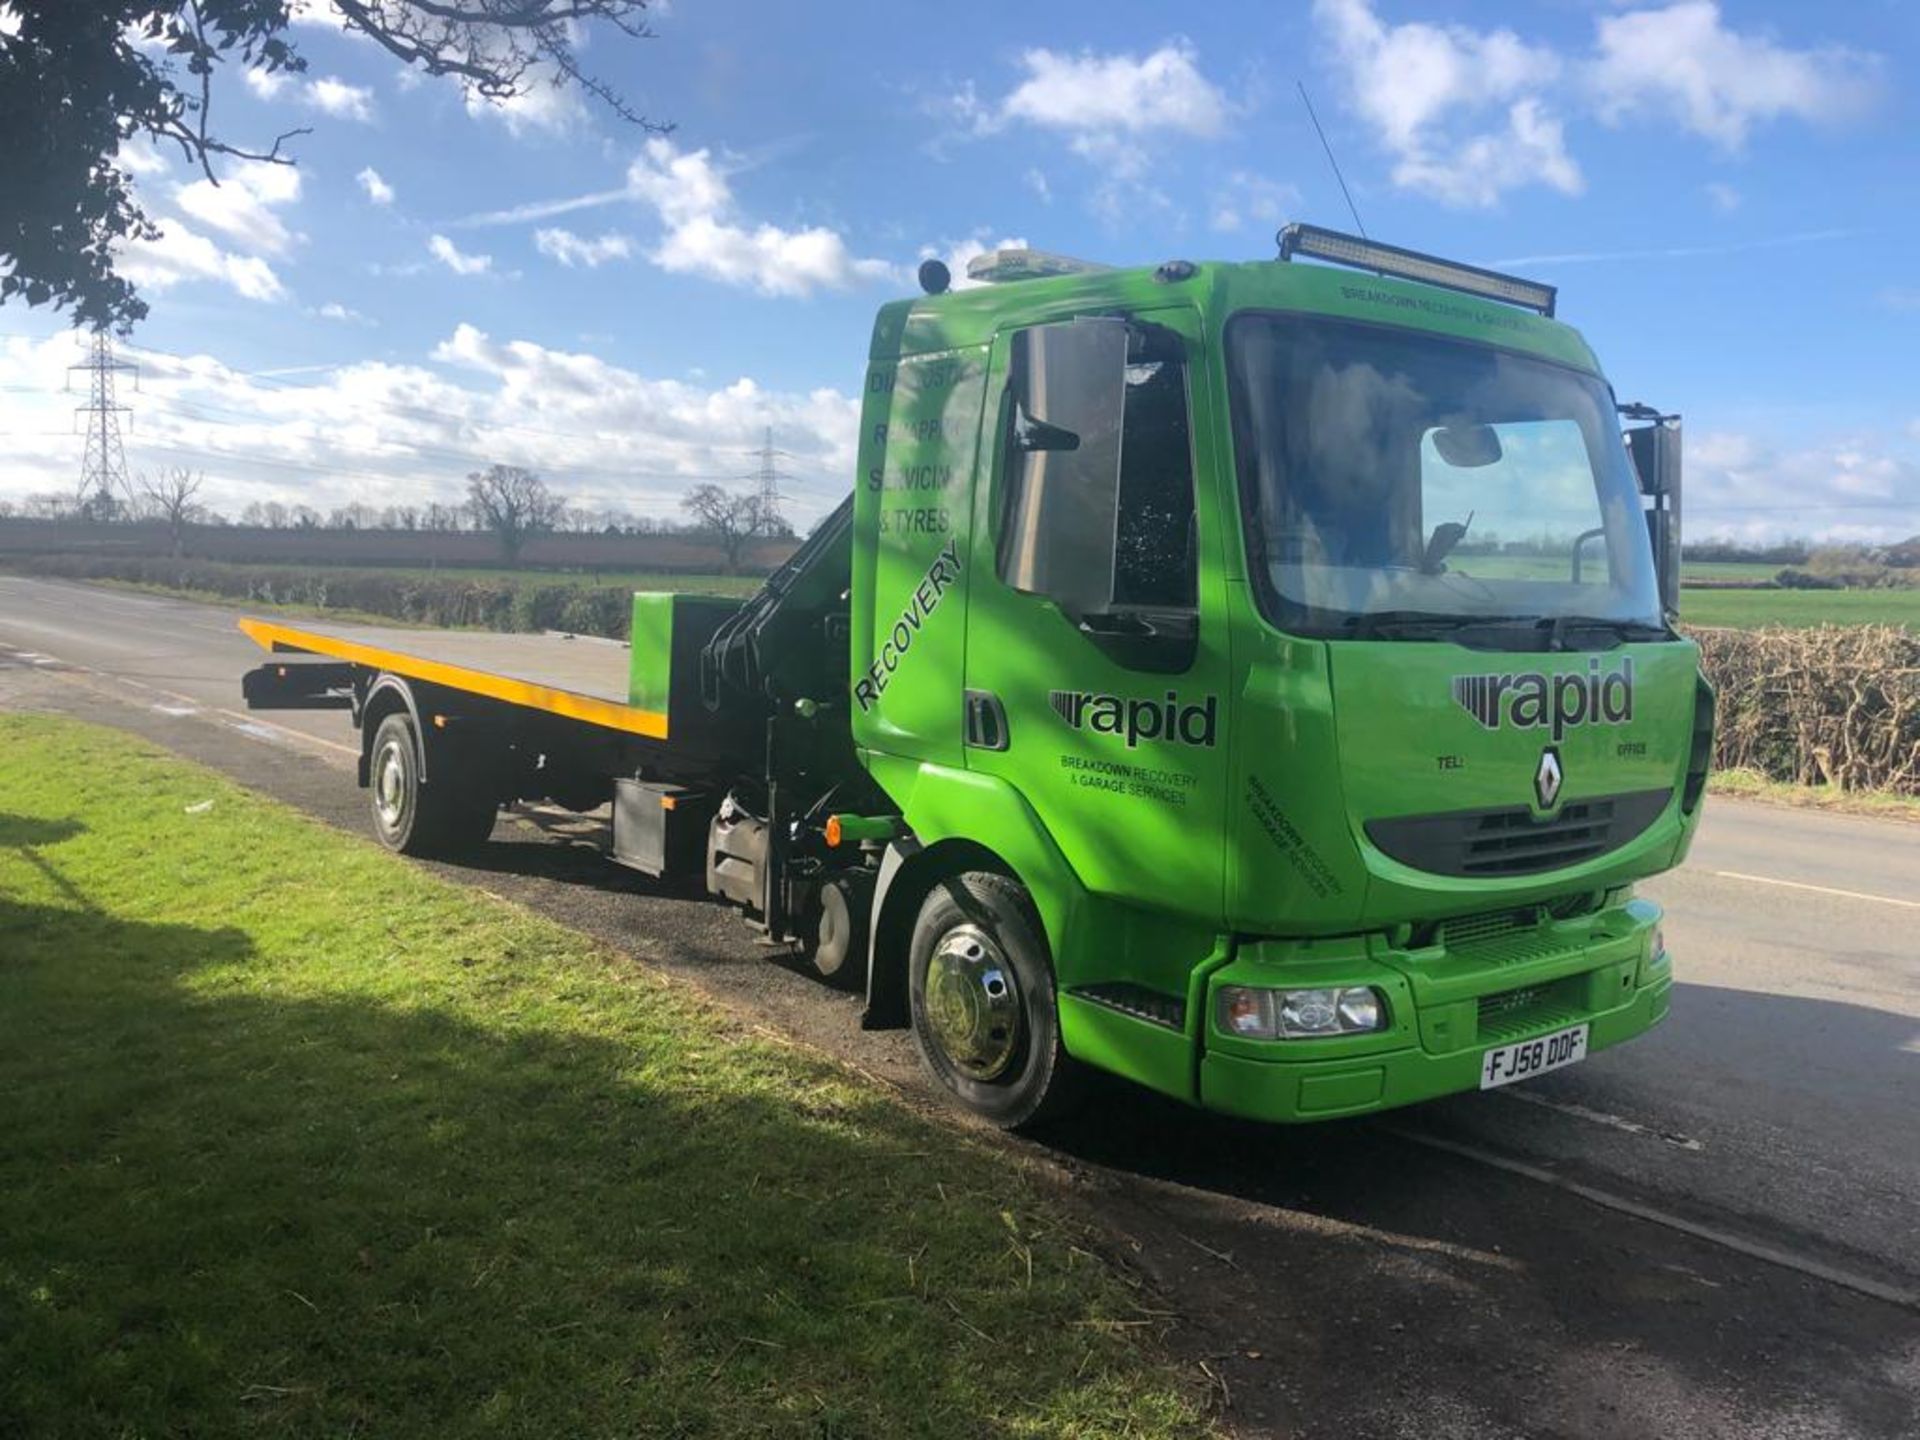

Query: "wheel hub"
left=374, top=742, right=407, bottom=828
left=923, top=924, right=1021, bottom=1081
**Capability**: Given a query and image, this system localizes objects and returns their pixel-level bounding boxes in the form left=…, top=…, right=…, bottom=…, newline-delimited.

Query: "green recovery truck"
left=241, top=224, right=1713, bottom=1129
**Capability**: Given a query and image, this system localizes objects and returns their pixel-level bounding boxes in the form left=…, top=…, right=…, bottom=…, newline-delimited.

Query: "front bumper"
left=1198, top=898, right=1671, bottom=1123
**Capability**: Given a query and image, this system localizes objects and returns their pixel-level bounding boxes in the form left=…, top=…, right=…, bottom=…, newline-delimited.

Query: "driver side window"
left=995, top=322, right=1197, bottom=614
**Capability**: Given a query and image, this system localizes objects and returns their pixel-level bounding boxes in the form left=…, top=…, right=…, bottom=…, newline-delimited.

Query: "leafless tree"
left=423, top=501, right=464, bottom=533
left=467, top=464, right=565, bottom=566
left=328, top=502, right=381, bottom=531
left=141, top=468, right=204, bottom=556
left=681, top=482, right=777, bottom=572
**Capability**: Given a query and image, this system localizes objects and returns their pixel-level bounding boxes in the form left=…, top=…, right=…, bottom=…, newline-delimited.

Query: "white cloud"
left=1313, top=1, right=1879, bottom=207
left=465, top=65, right=586, bottom=137
left=117, top=158, right=301, bottom=303
left=534, top=228, right=634, bottom=268
left=315, top=301, right=373, bottom=325
left=116, top=142, right=170, bottom=177
left=0, top=327, right=861, bottom=530
left=1881, top=289, right=1920, bottom=314
left=624, top=139, right=898, bottom=297
left=1313, top=0, right=1580, bottom=206
left=999, top=42, right=1228, bottom=141
left=1705, top=181, right=1742, bottom=213
left=428, top=234, right=493, bottom=276
left=244, top=66, right=289, bottom=101
left=244, top=66, right=375, bottom=122
left=954, top=41, right=1229, bottom=180
left=118, top=226, right=288, bottom=303
left=173, top=161, right=303, bottom=256
left=1688, top=430, right=1920, bottom=544
left=357, top=166, right=395, bottom=205
left=1210, top=172, right=1298, bottom=233
left=1589, top=2, right=1878, bottom=151
left=1484, top=228, right=1852, bottom=270
left=308, top=77, right=375, bottom=122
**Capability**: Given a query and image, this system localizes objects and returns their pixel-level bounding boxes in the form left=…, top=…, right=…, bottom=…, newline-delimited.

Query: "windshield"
left=1226, top=313, right=1664, bottom=638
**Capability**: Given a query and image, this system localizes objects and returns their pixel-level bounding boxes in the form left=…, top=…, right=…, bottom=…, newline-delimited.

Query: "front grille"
left=1439, top=906, right=1539, bottom=949
left=1366, top=788, right=1671, bottom=878
left=1477, top=976, right=1587, bottom=1044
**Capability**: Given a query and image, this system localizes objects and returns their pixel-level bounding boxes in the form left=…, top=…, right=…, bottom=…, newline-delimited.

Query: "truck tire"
left=908, top=871, right=1083, bottom=1129
left=368, top=712, right=496, bottom=857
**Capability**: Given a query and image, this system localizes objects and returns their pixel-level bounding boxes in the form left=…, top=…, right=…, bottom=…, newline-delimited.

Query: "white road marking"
left=214, top=706, right=357, bottom=757
left=1709, top=869, right=1920, bottom=911
left=152, top=704, right=199, bottom=718
left=0, top=637, right=360, bottom=760
left=1498, top=1089, right=1705, bottom=1151
left=1384, top=1125, right=1918, bottom=1312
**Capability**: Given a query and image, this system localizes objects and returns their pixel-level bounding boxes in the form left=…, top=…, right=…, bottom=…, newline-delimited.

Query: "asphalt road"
left=2, top=574, right=1915, bottom=1439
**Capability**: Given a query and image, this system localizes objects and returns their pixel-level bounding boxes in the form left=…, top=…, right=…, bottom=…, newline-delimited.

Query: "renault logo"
left=1535, top=746, right=1565, bottom=810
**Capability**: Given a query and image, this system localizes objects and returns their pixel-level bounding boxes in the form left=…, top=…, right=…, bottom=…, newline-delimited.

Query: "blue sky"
left=2, top=0, right=1915, bottom=541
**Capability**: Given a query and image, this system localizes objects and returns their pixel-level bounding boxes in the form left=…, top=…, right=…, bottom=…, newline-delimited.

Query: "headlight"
left=1216, top=985, right=1387, bottom=1040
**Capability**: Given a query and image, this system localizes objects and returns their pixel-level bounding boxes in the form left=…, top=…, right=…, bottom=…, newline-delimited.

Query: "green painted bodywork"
left=846, top=256, right=1706, bottom=1122
left=628, top=592, right=679, bottom=713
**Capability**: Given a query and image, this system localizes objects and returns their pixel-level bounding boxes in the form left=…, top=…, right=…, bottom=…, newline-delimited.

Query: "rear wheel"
left=908, top=871, right=1082, bottom=1129
left=368, top=712, right=495, bottom=856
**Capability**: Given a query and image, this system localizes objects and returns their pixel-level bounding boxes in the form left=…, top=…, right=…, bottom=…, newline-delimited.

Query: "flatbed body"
left=239, top=616, right=668, bottom=739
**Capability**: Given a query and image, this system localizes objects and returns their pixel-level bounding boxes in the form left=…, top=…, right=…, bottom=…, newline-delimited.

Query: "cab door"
left=961, top=308, right=1231, bottom=924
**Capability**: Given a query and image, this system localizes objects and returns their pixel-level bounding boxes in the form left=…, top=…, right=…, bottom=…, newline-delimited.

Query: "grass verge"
left=1707, top=767, right=1920, bottom=823
left=0, top=714, right=1208, bottom=1439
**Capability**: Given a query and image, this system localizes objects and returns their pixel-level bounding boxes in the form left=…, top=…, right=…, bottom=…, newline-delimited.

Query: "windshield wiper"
left=1536, top=614, right=1670, bottom=651
left=1342, top=610, right=1514, bottom=640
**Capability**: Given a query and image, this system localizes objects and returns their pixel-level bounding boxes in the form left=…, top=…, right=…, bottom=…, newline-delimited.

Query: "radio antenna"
left=1297, top=81, right=1368, bottom=239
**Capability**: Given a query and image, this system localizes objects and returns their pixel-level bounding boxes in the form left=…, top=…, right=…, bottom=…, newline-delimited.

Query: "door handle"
left=964, top=689, right=1009, bottom=751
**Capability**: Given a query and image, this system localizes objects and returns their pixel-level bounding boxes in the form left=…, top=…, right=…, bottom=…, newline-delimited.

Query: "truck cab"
left=846, top=227, right=1711, bottom=1126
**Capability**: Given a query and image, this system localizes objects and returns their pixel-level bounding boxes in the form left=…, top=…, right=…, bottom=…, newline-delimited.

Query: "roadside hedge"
left=8, top=553, right=643, bottom=639
left=1693, top=624, right=1920, bottom=794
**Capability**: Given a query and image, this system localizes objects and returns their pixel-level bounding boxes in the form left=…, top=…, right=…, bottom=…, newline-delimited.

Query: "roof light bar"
left=1276, top=222, right=1557, bottom=317
left=964, top=248, right=1113, bottom=285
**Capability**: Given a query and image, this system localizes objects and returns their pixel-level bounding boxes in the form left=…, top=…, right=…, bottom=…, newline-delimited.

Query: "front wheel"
left=368, top=712, right=496, bottom=857
left=908, top=871, right=1083, bottom=1129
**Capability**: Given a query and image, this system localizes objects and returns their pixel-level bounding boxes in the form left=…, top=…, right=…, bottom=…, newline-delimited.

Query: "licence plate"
left=1480, top=1023, right=1589, bottom=1090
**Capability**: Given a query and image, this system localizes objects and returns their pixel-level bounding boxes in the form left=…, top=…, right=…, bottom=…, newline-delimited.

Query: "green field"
left=1681, top=561, right=1784, bottom=584
left=0, top=715, right=1206, bottom=1439
left=1679, top=585, right=1920, bottom=629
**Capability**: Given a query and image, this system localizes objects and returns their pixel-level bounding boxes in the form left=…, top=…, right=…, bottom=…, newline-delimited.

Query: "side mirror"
left=1627, top=419, right=1681, bottom=498
left=997, top=318, right=1129, bottom=622
left=1624, top=411, right=1681, bottom=620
